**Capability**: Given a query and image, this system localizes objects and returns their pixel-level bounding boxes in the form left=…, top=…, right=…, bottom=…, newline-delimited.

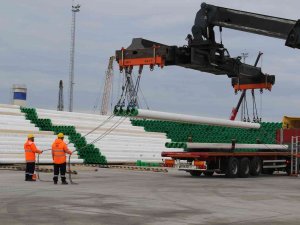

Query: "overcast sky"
left=1, top=0, right=300, bottom=121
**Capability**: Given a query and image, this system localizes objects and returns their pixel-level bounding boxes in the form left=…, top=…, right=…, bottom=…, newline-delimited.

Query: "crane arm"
left=194, top=3, right=300, bottom=49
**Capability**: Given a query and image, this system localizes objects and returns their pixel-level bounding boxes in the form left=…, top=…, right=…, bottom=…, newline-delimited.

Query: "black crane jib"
left=194, top=3, right=300, bottom=49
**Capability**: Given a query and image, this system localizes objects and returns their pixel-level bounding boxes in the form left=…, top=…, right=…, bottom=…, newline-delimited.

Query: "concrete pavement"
left=0, top=168, right=300, bottom=225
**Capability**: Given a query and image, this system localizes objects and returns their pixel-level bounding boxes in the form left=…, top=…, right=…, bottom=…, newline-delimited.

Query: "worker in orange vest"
left=24, top=134, right=43, bottom=181
left=51, top=133, right=72, bottom=184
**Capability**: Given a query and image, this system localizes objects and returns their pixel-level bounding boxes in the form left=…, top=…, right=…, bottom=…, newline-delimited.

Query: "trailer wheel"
left=203, top=171, right=214, bottom=177
left=189, top=171, right=202, bottom=177
left=250, top=157, right=262, bottom=176
left=225, top=157, right=239, bottom=178
left=238, top=157, right=250, bottom=178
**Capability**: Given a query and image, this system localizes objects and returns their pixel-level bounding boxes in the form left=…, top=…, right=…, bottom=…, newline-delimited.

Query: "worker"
left=51, top=133, right=72, bottom=185
left=24, top=134, right=43, bottom=181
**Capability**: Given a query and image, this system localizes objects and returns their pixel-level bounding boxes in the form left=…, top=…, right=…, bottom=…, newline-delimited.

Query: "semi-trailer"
left=162, top=118, right=300, bottom=178
left=162, top=149, right=297, bottom=178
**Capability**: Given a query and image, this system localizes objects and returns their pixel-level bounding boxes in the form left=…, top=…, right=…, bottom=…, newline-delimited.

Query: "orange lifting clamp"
left=117, top=45, right=165, bottom=72
left=232, top=73, right=275, bottom=93
left=233, top=82, right=273, bottom=92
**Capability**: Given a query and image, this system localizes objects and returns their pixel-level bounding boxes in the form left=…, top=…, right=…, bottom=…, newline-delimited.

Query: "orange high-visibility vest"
left=51, top=139, right=72, bottom=164
left=24, top=140, right=42, bottom=162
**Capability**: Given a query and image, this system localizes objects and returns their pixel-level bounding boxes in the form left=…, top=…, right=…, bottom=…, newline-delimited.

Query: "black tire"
left=238, top=157, right=250, bottom=178
left=203, top=171, right=214, bottom=177
left=225, top=157, right=239, bottom=178
left=250, top=157, right=262, bottom=176
left=189, top=171, right=202, bottom=177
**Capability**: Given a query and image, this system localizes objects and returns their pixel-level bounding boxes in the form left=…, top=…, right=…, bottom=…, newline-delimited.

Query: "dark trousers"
left=53, top=163, right=66, bottom=182
left=25, top=162, right=35, bottom=180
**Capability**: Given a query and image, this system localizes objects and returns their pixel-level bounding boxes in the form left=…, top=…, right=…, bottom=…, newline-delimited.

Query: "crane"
left=100, top=56, right=115, bottom=115
left=114, top=2, right=300, bottom=117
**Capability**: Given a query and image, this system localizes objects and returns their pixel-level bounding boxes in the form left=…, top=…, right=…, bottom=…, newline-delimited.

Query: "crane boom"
left=193, top=3, right=300, bottom=48
left=100, top=56, right=115, bottom=115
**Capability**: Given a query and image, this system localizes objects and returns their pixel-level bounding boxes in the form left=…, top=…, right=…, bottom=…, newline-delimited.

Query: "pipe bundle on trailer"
left=115, top=108, right=260, bottom=129
left=165, top=142, right=288, bottom=150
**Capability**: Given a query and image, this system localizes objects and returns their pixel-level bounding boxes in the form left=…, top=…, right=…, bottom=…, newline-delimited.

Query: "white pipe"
left=101, top=149, right=179, bottom=155
left=186, top=143, right=288, bottom=150
left=0, top=104, right=21, bottom=109
left=0, top=150, right=77, bottom=154
left=85, top=138, right=168, bottom=145
left=0, top=146, right=76, bottom=152
left=75, top=129, right=165, bottom=138
left=84, top=133, right=167, bottom=140
left=90, top=143, right=166, bottom=150
left=41, top=116, right=132, bottom=124
left=0, top=117, right=29, bottom=121
left=0, top=139, right=72, bottom=143
left=0, top=158, right=84, bottom=164
left=0, top=126, right=39, bottom=131
left=104, top=155, right=164, bottom=160
left=0, top=108, right=23, bottom=114
left=96, top=147, right=169, bottom=153
left=134, top=109, right=261, bottom=129
left=36, top=108, right=113, bottom=119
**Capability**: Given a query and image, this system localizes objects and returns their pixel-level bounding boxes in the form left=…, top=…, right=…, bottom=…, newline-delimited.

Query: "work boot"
left=27, top=179, right=36, bottom=182
left=53, top=177, right=58, bottom=185
left=61, top=177, right=68, bottom=185
left=27, top=175, right=36, bottom=182
left=25, top=174, right=29, bottom=181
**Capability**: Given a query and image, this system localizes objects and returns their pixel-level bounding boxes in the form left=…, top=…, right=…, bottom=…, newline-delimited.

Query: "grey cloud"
left=1, top=0, right=300, bottom=122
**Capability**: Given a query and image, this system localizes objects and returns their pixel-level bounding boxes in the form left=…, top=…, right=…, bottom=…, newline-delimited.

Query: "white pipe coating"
left=84, top=135, right=168, bottom=143
left=134, top=109, right=261, bottom=129
left=85, top=135, right=168, bottom=142
left=0, top=145, right=76, bottom=151
left=0, top=104, right=20, bottom=109
left=0, top=158, right=83, bottom=164
left=100, top=149, right=180, bottom=155
left=0, top=126, right=39, bottom=131
left=186, top=143, right=288, bottom=150
left=0, top=150, right=77, bottom=154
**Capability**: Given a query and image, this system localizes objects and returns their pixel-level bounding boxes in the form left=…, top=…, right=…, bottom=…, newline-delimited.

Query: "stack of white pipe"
left=0, top=104, right=82, bottom=164
left=0, top=158, right=83, bottom=164
left=35, top=108, right=180, bottom=162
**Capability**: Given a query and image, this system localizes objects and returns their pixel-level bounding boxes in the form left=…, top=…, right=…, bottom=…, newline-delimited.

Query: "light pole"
left=68, top=3, right=80, bottom=112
